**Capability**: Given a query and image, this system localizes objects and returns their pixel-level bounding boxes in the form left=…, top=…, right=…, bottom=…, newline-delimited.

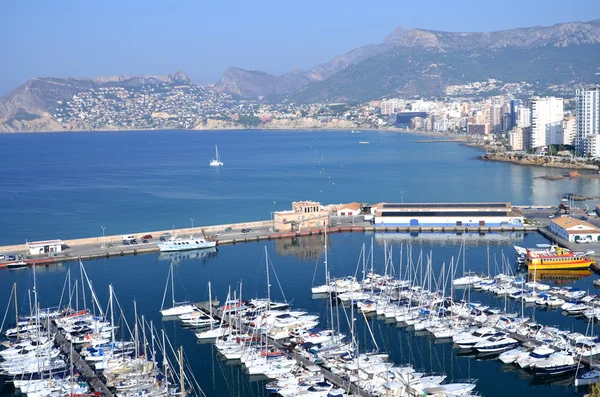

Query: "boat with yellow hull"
left=526, top=246, right=594, bottom=270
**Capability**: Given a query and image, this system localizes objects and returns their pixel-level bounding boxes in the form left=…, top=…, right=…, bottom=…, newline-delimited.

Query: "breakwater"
left=0, top=221, right=538, bottom=268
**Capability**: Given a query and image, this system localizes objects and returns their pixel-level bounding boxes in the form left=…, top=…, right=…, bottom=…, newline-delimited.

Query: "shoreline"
left=0, top=125, right=475, bottom=140
left=479, top=152, right=599, bottom=171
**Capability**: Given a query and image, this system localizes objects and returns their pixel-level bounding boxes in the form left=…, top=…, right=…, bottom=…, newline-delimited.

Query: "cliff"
left=479, top=152, right=599, bottom=170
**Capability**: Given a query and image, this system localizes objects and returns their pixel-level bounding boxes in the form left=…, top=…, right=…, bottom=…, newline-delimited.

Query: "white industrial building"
left=374, top=203, right=523, bottom=227
left=528, top=96, right=564, bottom=149
left=549, top=217, right=600, bottom=242
left=26, top=240, right=64, bottom=256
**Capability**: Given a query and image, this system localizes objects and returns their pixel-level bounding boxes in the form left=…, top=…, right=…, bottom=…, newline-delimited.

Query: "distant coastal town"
left=48, top=81, right=599, bottom=158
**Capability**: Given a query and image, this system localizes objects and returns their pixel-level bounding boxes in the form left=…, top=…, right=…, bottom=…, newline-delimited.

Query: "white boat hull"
left=158, top=240, right=216, bottom=252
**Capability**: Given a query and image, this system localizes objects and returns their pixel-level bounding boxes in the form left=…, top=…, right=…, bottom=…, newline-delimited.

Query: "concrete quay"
left=0, top=218, right=539, bottom=269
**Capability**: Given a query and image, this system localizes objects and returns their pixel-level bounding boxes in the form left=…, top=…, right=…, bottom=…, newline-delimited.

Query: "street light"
left=400, top=191, right=404, bottom=203
left=269, top=211, right=275, bottom=231
left=101, top=226, right=106, bottom=248
left=190, top=218, right=195, bottom=229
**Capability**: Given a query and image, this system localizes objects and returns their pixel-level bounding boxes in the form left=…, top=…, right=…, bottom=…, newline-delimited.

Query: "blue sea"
left=0, top=130, right=598, bottom=397
left=1, top=130, right=599, bottom=244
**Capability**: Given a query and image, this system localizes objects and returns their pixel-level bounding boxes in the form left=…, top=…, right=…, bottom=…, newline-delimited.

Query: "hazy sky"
left=1, top=0, right=599, bottom=96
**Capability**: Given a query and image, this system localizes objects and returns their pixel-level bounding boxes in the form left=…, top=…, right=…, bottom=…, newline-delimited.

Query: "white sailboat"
left=159, top=263, right=195, bottom=317
left=209, top=145, right=223, bottom=167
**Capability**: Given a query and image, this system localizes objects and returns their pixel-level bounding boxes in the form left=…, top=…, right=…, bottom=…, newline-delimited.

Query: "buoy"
left=133, top=249, right=137, bottom=255
left=120, top=252, right=124, bottom=257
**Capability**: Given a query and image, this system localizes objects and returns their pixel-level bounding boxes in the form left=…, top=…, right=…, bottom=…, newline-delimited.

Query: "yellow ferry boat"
left=526, top=246, right=594, bottom=270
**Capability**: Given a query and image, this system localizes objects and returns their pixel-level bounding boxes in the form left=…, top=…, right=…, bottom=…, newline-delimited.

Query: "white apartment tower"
left=575, top=87, right=600, bottom=157
left=528, top=96, right=564, bottom=149
left=516, top=107, right=530, bottom=128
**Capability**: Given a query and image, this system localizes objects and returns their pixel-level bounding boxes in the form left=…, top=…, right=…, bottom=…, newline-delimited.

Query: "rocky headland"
left=479, top=152, right=599, bottom=171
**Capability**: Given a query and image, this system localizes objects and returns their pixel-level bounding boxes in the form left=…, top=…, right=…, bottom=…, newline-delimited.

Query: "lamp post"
left=269, top=211, right=275, bottom=232
left=400, top=191, right=404, bottom=203
left=101, top=226, right=106, bottom=248
left=190, top=218, right=195, bottom=229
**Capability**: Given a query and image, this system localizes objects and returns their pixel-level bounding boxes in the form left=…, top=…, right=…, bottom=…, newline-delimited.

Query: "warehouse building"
left=549, top=217, right=600, bottom=242
left=374, top=202, right=523, bottom=227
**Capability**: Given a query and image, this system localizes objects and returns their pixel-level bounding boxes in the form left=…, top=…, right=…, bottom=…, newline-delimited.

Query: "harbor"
left=3, top=130, right=600, bottom=397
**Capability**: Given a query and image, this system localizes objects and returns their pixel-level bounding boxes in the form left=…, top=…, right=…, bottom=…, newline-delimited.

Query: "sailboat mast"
left=487, top=245, right=490, bottom=277
left=324, top=224, right=329, bottom=286
left=208, top=281, right=213, bottom=320
left=171, top=264, right=175, bottom=308
left=13, top=283, right=18, bottom=340
left=109, top=285, right=115, bottom=345
left=265, top=246, right=270, bottom=310
left=179, top=346, right=185, bottom=397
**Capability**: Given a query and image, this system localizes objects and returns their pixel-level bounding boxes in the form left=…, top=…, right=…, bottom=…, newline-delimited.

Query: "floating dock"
left=50, top=320, right=114, bottom=397
left=194, top=301, right=371, bottom=397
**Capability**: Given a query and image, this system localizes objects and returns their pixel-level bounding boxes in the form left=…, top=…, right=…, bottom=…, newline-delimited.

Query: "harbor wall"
left=0, top=220, right=274, bottom=253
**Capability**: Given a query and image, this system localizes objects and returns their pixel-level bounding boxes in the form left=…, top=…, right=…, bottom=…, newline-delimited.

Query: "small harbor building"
left=336, top=202, right=362, bottom=217
left=374, top=202, right=523, bottom=227
left=26, top=240, right=64, bottom=256
left=549, top=217, right=600, bottom=242
left=274, top=201, right=330, bottom=232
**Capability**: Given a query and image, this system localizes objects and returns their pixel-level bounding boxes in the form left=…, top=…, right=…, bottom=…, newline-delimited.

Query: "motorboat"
left=7, top=261, right=28, bottom=269
left=452, top=275, right=483, bottom=287
left=575, top=368, right=600, bottom=386
left=157, top=235, right=216, bottom=252
left=498, top=346, right=530, bottom=364
left=516, top=345, right=555, bottom=368
left=473, top=335, right=519, bottom=353
left=453, top=327, right=501, bottom=349
left=529, top=351, right=580, bottom=376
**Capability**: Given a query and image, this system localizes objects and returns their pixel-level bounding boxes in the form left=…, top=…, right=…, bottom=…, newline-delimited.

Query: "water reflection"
left=528, top=268, right=592, bottom=285
left=157, top=248, right=218, bottom=264
left=274, top=235, right=327, bottom=260
left=373, top=231, right=527, bottom=246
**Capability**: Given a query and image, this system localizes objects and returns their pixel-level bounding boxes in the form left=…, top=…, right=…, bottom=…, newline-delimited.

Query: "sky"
left=1, top=0, right=599, bottom=96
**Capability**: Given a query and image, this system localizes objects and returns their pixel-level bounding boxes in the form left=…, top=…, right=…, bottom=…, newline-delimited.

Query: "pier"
left=195, top=301, right=371, bottom=397
left=49, top=320, right=114, bottom=397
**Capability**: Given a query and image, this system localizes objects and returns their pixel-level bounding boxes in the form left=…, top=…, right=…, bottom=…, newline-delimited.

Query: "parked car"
left=241, top=228, right=249, bottom=233
left=548, top=214, right=555, bottom=218
left=131, top=239, right=138, bottom=245
left=224, top=227, right=232, bottom=232
left=6, top=254, right=15, bottom=261
left=142, top=239, right=149, bottom=244
left=160, top=232, right=171, bottom=241
left=123, top=240, right=130, bottom=245
left=0, top=255, right=5, bottom=261
left=580, top=216, right=588, bottom=220
left=142, top=234, right=153, bottom=240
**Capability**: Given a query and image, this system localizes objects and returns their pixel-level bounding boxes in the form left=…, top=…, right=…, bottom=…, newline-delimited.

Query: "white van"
left=122, top=235, right=137, bottom=242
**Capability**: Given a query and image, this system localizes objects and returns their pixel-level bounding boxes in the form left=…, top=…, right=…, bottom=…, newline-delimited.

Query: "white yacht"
left=157, top=235, right=216, bottom=252
left=209, top=144, right=223, bottom=167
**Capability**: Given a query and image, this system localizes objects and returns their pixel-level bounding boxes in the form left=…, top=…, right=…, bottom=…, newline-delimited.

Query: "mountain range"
left=214, top=20, right=600, bottom=102
left=1, top=20, right=600, bottom=132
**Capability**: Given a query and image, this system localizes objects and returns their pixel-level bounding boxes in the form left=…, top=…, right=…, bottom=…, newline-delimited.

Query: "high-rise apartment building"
left=528, top=97, right=564, bottom=149
left=575, top=87, right=600, bottom=157
left=516, top=107, right=530, bottom=128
